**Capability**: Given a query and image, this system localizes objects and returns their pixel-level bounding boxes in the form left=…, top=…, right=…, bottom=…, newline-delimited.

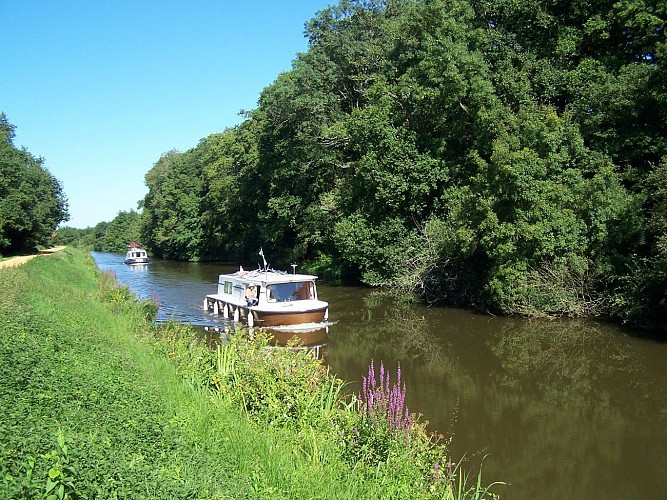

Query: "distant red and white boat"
left=124, top=243, right=150, bottom=265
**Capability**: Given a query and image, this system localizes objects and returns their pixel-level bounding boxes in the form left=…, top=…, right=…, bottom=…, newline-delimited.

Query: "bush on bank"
left=0, top=248, right=502, bottom=498
left=133, top=302, right=503, bottom=496
left=148, top=322, right=503, bottom=498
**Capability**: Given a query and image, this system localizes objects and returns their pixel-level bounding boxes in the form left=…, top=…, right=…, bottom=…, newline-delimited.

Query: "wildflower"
left=360, top=359, right=411, bottom=435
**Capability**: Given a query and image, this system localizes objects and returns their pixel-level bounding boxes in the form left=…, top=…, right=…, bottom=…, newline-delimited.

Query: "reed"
left=312, top=367, right=348, bottom=416
left=443, top=455, right=506, bottom=500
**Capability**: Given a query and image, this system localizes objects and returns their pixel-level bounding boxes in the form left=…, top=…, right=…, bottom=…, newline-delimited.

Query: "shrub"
left=97, top=269, right=158, bottom=320
left=143, top=323, right=504, bottom=498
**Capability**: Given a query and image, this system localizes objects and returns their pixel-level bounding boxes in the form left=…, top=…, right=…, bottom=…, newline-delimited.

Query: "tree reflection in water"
left=324, top=292, right=667, bottom=500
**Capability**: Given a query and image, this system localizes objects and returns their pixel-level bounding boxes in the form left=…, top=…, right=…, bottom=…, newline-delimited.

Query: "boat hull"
left=125, top=258, right=150, bottom=265
left=205, top=295, right=328, bottom=327
left=251, top=306, right=328, bottom=327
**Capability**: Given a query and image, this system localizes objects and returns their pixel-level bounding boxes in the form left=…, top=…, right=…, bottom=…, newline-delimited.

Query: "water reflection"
left=127, top=264, right=150, bottom=273
left=198, top=324, right=328, bottom=359
left=483, top=320, right=667, bottom=498
left=270, top=328, right=327, bottom=347
left=323, top=293, right=667, bottom=500
left=91, top=251, right=667, bottom=500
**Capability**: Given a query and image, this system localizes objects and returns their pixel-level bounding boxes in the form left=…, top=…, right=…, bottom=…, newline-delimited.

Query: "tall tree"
left=0, top=113, right=69, bottom=254
left=101, top=210, right=142, bottom=253
left=141, top=150, right=205, bottom=260
left=137, top=0, right=666, bottom=330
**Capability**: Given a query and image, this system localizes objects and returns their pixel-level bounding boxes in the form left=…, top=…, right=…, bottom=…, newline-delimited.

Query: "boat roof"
left=219, top=268, right=319, bottom=285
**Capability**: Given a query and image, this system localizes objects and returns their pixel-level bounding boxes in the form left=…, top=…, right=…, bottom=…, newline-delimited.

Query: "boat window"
left=223, top=281, right=233, bottom=294
left=266, top=282, right=315, bottom=302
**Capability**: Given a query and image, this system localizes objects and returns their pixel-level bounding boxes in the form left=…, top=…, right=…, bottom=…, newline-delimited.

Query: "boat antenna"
left=291, top=264, right=297, bottom=274
left=259, top=248, right=268, bottom=271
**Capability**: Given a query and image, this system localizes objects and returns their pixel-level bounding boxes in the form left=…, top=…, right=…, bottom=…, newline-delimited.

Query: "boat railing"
left=232, top=268, right=291, bottom=279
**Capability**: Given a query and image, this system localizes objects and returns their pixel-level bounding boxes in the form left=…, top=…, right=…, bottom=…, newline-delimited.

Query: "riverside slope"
left=1, top=247, right=496, bottom=499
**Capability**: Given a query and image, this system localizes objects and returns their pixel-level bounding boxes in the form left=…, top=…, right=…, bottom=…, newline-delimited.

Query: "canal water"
left=92, top=251, right=667, bottom=499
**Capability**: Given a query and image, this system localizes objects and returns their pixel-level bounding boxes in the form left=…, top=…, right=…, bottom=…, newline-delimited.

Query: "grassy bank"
left=0, top=248, right=501, bottom=498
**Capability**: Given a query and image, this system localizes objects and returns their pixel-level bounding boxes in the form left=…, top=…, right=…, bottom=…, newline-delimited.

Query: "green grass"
left=0, top=248, right=502, bottom=499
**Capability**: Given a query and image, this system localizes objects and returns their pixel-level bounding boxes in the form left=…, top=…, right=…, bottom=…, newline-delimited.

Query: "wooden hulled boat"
left=204, top=266, right=329, bottom=328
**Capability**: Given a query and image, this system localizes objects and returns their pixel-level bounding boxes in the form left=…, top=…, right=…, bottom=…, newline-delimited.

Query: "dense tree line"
left=139, top=0, right=665, bottom=331
left=0, top=113, right=69, bottom=255
left=54, top=210, right=142, bottom=252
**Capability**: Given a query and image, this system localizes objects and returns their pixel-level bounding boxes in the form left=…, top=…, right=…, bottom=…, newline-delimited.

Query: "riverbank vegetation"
left=0, top=113, right=69, bottom=256
left=0, top=247, right=501, bottom=498
left=55, top=210, right=143, bottom=252
left=59, top=0, right=665, bottom=333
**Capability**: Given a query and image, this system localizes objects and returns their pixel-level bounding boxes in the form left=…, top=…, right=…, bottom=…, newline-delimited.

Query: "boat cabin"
left=124, top=243, right=150, bottom=265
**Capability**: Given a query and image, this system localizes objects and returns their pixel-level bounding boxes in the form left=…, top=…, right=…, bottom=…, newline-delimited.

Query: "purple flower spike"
left=358, top=360, right=411, bottom=436
left=369, top=359, right=376, bottom=390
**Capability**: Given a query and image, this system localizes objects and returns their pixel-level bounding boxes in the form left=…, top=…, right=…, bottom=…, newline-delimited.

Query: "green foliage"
left=135, top=0, right=666, bottom=330
left=147, top=322, right=501, bottom=498
left=98, top=269, right=158, bottom=321
left=333, top=214, right=418, bottom=286
left=50, top=226, right=90, bottom=249
left=52, top=222, right=109, bottom=250
left=0, top=113, right=69, bottom=254
left=340, top=410, right=391, bottom=466
left=0, top=449, right=39, bottom=499
left=99, top=210, right=143, bottom=252
left=609, top=157, right=667, bottom=331
left=0, top=250, right=204, bottom=498
left=44, top=431, right=80, bottom=500
left=53, top=209, right=143, bottom=253
left=151, top=325, right=338, bottom=432
left=301, top=251, right=352, bottom=284
left=141, top=150, right=205, bottom=260
left=215, top=332, right=328, bottom=429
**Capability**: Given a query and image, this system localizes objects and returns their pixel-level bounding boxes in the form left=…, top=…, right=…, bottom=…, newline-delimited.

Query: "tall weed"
left=1, top=249, right=502, bottom=498
left=43, top=431, right=80, bottom=500
left=149, top=323, right=503, bottom=499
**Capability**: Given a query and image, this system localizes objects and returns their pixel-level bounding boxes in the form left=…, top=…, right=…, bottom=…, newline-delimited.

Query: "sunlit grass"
left=0, top=247, right=503, bottom=499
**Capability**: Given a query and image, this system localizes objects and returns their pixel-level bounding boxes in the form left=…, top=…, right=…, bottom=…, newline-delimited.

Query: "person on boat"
left=245, top=284, right=258, bottom=306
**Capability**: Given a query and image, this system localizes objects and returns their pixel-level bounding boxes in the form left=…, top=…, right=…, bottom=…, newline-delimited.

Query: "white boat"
left=124, top=244, right=150, bottom=265
left=204, top=266, right=329, bottom=328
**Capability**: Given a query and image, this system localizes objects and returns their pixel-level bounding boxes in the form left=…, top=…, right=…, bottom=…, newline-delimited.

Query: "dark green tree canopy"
left=0, top=113, right=69, bottom=254
left=138, top=0, right=666, bottom=331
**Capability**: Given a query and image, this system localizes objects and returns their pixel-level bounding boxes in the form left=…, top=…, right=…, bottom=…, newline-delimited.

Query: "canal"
left=92, top=251, right=667, bottom=499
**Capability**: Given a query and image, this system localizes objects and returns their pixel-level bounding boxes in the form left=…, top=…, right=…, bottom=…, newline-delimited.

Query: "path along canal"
left=92, top=251, right=667, bottom=499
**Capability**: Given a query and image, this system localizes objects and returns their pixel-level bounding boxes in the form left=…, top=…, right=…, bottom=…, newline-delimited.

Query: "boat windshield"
left=267, top=282, right=315, bottom=302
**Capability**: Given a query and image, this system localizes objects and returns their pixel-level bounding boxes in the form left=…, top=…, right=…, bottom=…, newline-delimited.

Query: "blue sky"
left=2, top=1, right=333, bottom=228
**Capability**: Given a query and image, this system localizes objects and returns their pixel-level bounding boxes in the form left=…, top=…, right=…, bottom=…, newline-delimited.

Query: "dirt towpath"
left=0, top=246, right=67, bottom=269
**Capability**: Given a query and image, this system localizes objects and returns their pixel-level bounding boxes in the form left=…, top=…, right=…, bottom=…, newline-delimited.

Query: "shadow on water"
left=92, top=251, right=667, bottom=500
